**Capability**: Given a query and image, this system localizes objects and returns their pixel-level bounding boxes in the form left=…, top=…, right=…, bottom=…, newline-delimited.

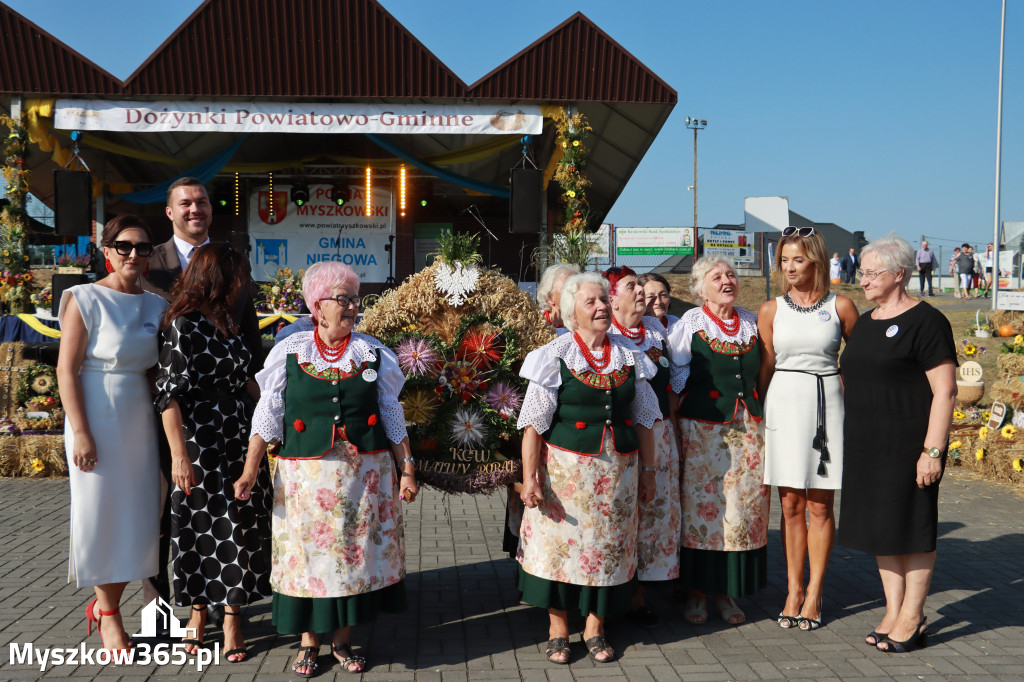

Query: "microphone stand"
left=463, top=204, right=499, bottom=268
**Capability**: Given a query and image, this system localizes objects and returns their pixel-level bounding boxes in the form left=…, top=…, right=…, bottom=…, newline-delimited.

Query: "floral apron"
left=517, top=435, right=638, bottom=587
left=271, top=441, right=404, bottom=598
left=637, top=418, right=682, bottom=580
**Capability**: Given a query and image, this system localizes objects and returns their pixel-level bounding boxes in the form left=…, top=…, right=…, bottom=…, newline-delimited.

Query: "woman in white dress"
left=829, top=253, right=842, bottom=282
left=234, top=261, right=418, bottom=676
left=757, top=227, right=858, bottom=630
left=518, top=272, right=659, bottom=664
left=57, top=215, right=168, bottom=651
left=604, top=266, right=687, bottom=629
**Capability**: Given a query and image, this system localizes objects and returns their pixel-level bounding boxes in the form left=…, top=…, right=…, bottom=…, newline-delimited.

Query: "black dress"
left=155, top=311, right=273, bottom=606
left=837, top=302, right=956, bottom=556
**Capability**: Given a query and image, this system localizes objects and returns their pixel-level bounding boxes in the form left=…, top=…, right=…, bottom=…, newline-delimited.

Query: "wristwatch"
left=923, top=447, right=942, bottom=459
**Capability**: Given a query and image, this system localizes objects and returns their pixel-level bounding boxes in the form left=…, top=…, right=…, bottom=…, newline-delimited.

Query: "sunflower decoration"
left=976, top=448, right=986, bottom=461
left=953, top=409, right=966, bottom=420
left=1001, top=424, right=1016, bottom=439
left=1014, top=458, right=1023, bottom=472
left=948, top=440, right=962, bottom=461
left=979, top=426, right=989, bottom=440
left=359, top=236, right=551, bottom=493
left=17, top=363, right=61, bottom=411
left=964, top=343, right=977, bottom=357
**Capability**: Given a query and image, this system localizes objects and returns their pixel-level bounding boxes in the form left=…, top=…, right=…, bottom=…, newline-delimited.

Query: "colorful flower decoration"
left=450, top=405, right=487, bottom=448
left=1016, top=335, right=1024, bottom=347
left=953, top=410, right=965, bottom=420
left=484, top=380, right=524, bottom=418
left=964, top=344, right=977, bottom=356
left=30, top=458, right=44, bottom=472
left=976, top=448, right=986, bottom=460
left=458, top=330, right=503, bottom=370
left=979, top=426, right=989, bottom=439
left=949, top=440, right=962, bottom=450
left=401, top=389, right=439, bottom=425
left=982, top=410, right=991, bottom=421
left=1001, top=424, right=1016, bottom=439
left=395, top=336, right=440, bottom=377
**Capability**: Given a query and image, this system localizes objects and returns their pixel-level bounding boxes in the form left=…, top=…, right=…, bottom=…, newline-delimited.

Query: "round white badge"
left=816, top=309, right=831, bottom=322
left=885, top=324, right=899, bottom=338
left=362, top=368, right=378, bottom=383
left=658, top=356, right=670, bottom=368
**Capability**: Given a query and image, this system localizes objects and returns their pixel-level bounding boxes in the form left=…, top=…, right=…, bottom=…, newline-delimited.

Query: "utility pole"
left=685, top=116, right=707, bottom=230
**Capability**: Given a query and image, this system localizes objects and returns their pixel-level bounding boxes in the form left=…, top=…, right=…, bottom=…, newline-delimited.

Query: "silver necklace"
left=783, top=291, right=829, bottom=314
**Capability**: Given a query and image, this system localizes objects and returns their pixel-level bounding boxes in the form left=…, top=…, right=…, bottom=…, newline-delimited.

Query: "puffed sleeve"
left=516, top=345, right=561, bottom=434
left=665, top=314, right=694, bottom=367
left=630, top=379, right=661, bottom=428
left=251, top=340, right=289, bottom=443
left=154, top=316, right=195, bottom=412
left=375, top=345, right=409, bottom=444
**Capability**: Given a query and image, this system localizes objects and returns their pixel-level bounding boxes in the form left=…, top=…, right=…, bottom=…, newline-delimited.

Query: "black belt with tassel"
left=774, top=369, right=840, bottom=476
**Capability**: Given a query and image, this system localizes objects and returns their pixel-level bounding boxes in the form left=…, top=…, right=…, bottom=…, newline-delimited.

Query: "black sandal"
left=181, top=605, right=205, bottom=652
left=222, top=610, right=247, bottom=663
left=864, top=630, right=887, bottom=646
left=584, top=635, right=616, bottom=663
left=292, top=646, right=320, bottom=677
left=332, top=643, right=366, bottom=674
left=544, top=637, right=570, bottom=664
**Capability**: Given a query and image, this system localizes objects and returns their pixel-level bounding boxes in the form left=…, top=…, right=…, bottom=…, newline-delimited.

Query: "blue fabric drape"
left=114, top=137, right=248, bottom=204
left=364, top=134, right=510, bottom=198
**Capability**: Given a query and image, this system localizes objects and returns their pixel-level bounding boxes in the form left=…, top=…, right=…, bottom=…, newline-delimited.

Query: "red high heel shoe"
left=85, top=598, right=130, bottom=651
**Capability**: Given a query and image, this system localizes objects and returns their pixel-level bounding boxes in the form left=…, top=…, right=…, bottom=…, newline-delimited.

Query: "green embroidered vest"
left=542, top=359, right=638, bottom=456
left=279, top=351, right=391, bottom=459
left=675, top=330, right=763, bottom=424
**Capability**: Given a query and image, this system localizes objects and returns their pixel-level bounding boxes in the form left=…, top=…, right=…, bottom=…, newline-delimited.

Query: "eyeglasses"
left=856, top=268, right=890, bottom=281
left=107, top=241, right=155, bottom=257
left=319, top=294, right=362, bottom=309
left=782, top=226, right=815, bottom=237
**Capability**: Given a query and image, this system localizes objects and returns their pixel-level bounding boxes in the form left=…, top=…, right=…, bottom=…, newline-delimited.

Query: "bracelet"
left=402, top=456, right=415, bottom=465
left=641, top=466, right=657, bottom=473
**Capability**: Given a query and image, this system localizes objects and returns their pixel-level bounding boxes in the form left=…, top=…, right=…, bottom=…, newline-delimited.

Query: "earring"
left=320, top=318, right=329, bottom=328
left=105, top=259, right=114, bottom=273
left=143, top=263, right=150, bottom=276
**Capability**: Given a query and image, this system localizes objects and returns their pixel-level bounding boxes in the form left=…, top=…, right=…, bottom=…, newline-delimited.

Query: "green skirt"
left=271, top=581, right=407, bottom=634
left=518, top=566, right=637, bottom=618
left=679, top=546, right=767, bottom=597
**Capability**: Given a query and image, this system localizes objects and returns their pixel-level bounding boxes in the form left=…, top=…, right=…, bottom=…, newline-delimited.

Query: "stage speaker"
left=509, top=168, right=543, bottom=233
left=51, top=273, right=90, bottom=317
left=54, top=170, right=92, bottom=236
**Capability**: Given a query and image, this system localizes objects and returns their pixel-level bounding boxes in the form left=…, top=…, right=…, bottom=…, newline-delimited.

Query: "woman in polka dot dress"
left=156, top=243, right=272, bottom=662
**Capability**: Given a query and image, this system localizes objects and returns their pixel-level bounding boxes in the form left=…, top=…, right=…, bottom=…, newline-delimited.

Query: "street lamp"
left=685, top=116, right=707, bottom=230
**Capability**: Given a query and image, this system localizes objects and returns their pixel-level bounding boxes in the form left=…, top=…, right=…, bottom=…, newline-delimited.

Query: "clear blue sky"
left=7, top=0, right=1020, bottom=254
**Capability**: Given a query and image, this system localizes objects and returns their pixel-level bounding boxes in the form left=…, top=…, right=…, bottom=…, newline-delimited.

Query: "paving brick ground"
left=0, top=470, right=1022, bottom=681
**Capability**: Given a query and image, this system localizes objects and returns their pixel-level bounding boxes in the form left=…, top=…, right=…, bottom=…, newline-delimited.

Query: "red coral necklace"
left=612, top=317, right=645, bottom=342
left=703, top=305, right=740, bottom=336
left=573, top=332, right=611, bottom=371
left=315, top=329, right=351, bottom=362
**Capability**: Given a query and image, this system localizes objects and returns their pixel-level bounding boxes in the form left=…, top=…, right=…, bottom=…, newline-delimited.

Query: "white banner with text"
left=56, top=100, right=543, bottom=135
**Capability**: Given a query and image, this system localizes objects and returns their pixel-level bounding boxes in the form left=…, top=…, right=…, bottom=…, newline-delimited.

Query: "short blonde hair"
left=559, top=272, right=608, bottom=333
left=537, top=263, right=580, bottom=312
left=861, top=234, right=914, bottom=287
left=689, top=255, right=737, bottom=304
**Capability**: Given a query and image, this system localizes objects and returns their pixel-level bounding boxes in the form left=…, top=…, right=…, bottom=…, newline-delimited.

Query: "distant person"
left=829, top=253, right=842, bottom=282
left=536, top=263, right=580, bottom=335
left=914, top=240, right=935, bottom=296
left=955, top=243, right=975, bottom=299
left=948, top=247, right=961, bottom=298
left=982, top=242, right=994, bottom=298
left=841, top=248, right=858, bottom=283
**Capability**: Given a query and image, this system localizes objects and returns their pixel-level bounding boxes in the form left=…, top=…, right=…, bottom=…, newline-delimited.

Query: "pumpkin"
left=999, top=324, right=1016, bottom=337
left=831, top=277, right=841, bottom=284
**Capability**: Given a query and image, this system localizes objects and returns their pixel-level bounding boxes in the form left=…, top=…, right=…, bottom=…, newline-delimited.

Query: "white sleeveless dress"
left=763, top=293, right=844, bottom=490
left=62, top=284, right=169, bottom=587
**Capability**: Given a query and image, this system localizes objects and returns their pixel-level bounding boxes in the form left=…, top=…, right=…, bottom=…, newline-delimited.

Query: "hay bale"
left=0, top=435, right=19, bottom=476
left=19, top=434, right=66, bottom=476
left=0, top=342, right=30, bottom=419
left=997, top=352, right=1024, bottom=377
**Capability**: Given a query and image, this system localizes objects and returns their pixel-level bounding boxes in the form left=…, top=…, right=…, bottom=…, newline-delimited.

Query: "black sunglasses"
left=319, top=294, right=362, bottom=309
left=107, top=240, right=155, bottom=257
left=782, top=226, right=815, bottom=237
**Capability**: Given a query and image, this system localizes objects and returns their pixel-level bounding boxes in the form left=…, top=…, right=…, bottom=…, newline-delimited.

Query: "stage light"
left=420, top=199, right=427, bottom=207
left=268, top=173, right=274, bottom=216
left=234, top=172, right=240, bottom=216
left=399, top=165, right=407, bottom=217
left=365, top=167, right=372, bottom=217
left=291, top=182, right=309, bottom=207
left=329, top=183, right=346, bottom=206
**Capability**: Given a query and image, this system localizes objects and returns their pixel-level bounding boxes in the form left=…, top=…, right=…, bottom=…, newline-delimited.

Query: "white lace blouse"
left=516, top=332, right=662, bottom=434
left=252, top=331, right=408, bottom=445
left=665, top=306, right=759, bottom=365
left=608, top=315, right=689, bottom=394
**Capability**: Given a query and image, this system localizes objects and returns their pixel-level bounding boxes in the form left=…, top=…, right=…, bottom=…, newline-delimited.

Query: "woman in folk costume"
left=234, top=262, right=418, bottom=677
left=536, top=263, right=580, bottom=335
left=666, top=255, right=770, bottom=626
left=517, top=272, right=660, bottom=664
left=604, top=266, right=686, bottom=629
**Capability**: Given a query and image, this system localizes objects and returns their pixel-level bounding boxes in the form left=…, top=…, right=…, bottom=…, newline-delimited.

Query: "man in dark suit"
left=841, top=247, right=858, bottom=283
left=143, top=177, right=263, bottom=628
